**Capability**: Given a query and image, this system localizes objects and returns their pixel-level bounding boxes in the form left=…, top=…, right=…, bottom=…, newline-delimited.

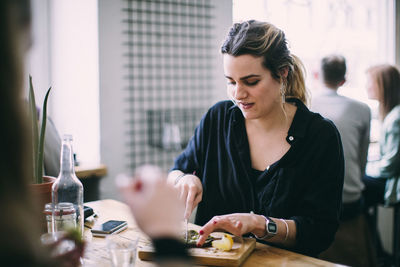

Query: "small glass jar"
left=44, top=202, right=76, bottom=233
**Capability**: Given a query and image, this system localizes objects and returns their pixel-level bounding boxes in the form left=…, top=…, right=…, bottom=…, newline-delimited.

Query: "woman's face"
left=224, top=54, right=282, bottom=120
left=366, top=72, right=380, bottom=101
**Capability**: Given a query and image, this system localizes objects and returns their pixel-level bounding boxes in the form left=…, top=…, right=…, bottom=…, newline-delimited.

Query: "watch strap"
left=253, top=215, right=277, bottom=240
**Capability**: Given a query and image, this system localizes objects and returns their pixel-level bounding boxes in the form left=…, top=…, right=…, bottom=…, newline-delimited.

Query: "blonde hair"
left=221, top=20, right=308, bottom=105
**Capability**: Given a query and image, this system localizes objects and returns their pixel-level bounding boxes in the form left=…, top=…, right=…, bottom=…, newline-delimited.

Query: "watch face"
left=268, top=222, right=277, bottom=233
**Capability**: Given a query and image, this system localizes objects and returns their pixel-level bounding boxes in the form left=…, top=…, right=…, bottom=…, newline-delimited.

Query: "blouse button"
left=288, top=136, right=294, bottom=141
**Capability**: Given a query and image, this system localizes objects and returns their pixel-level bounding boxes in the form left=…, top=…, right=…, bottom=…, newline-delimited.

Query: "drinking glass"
left=106, top=235, right=138, bottom=267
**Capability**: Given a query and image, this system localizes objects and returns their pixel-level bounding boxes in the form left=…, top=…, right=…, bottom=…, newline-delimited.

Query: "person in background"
left=311, top=55, right=374, bottom=267
left=312, top=55, right=371, bottom=220
left=364, top=64, right=400, bottom=207
left=363, top=64, right=400, bottom=264
left=168, top=20, right=344, bottom=257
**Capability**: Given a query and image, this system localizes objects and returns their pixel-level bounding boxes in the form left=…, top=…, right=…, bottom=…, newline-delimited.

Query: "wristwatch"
left=254, top=216, right=277, bottom=240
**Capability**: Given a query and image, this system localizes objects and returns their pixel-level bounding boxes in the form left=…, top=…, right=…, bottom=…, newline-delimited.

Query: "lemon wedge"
left=212, top=234, right=234, bottom=251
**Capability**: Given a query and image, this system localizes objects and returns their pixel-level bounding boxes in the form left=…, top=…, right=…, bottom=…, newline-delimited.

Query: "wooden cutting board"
left=138, top=225, right=256, bottom=266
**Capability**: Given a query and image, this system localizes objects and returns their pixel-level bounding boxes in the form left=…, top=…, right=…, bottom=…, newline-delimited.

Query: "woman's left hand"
left=196, top=213, right=255, bottom=246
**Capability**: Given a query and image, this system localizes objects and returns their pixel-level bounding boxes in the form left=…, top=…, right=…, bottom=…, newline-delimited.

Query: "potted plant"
left=28, top=75, right=56, bottom=208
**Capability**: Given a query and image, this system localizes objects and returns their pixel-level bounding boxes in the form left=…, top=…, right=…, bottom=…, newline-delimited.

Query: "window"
left=233, top=0, right=395, bottom=108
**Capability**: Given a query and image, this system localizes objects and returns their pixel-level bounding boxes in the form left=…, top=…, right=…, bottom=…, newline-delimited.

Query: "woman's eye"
left=227, top=81, right=236, bottom=85
left=245, top=80, right=259, bottom=86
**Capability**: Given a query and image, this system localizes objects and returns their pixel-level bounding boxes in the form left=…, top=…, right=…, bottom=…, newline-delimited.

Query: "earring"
left=280, top=84, right=286, bottom=104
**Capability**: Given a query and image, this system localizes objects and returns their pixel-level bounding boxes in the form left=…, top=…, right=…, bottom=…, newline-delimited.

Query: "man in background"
left=312, top=55, right=371, bottom=217
left=312, top=55, right=373, bottom=266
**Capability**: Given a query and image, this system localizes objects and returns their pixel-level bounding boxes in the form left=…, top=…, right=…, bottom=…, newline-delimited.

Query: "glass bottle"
left=52, top=134, right=84, bottom=236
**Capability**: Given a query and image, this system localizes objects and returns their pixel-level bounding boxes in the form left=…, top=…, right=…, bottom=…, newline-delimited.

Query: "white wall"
left=49, top=0, right=100, bottom=166
left=213, top=0, right=233, bottom=102
left=98, top=0, right=127, bottom=199
left=28, top=0, right=100, bottom=168
left=26, top=0, right=51, bottom=106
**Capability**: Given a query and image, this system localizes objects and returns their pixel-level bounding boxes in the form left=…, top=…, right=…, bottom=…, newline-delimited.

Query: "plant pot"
left=30, top=176, right=56, bottom=205
left=30, top=176, right=57, bottom=232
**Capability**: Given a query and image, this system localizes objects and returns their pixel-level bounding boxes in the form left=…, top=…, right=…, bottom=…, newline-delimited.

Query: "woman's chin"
left=240, top=110, right=257, bottom=120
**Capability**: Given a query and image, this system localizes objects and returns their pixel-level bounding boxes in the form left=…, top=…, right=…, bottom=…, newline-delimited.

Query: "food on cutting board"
left=184, top=229, right=215, bottom=248
left=183, top=230, right=234, bottom=251
left=211, top=234, right=234, bottom=251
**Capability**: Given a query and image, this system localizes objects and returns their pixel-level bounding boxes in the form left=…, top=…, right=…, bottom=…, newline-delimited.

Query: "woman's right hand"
left=169, top=171, right=203, bottom=220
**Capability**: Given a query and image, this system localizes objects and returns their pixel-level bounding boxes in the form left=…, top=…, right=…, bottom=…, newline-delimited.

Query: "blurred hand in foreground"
left=117, top=165, right=185, bottom=239
left=41, top=230, right=85, bottom=267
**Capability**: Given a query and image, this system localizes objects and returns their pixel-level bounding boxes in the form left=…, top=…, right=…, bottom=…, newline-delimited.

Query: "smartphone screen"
left=91, top=220, right=127, bottom=234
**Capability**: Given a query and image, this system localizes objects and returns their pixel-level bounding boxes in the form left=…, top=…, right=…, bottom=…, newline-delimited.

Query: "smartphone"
left=91, top=220, right=128, bottom=237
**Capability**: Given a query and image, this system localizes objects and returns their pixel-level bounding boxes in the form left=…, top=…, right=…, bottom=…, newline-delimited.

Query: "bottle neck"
left=59, top=140, right=75, bottom=175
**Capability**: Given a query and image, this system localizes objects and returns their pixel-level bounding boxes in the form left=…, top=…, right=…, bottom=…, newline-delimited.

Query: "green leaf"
left=29, top=76, right=52, bottom=184
left=29, top=75, right=39, bottom=183
left=37, top=86, right=52, bottom=184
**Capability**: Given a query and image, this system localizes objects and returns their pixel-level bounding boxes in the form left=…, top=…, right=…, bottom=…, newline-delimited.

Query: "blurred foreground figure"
left=118, top=166, right=191, bottom=266
left=0, top=0, right=83, bottom=266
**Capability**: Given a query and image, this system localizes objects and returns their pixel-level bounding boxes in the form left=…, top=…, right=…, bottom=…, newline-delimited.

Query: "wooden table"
left=76, top=164, right=108, bottom=179
left=83, top=199, right=346, bottom=267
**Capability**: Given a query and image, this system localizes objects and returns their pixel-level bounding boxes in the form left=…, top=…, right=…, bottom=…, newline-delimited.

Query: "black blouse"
left=172, top=99, right=344, bottom=256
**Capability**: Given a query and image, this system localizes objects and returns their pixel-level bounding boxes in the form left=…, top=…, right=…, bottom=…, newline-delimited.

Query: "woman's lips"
left=239, top=102, right=254, bottom=110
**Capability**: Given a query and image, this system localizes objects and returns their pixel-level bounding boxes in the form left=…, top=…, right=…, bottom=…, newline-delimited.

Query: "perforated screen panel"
left=122, top=0, right=216, bottom=171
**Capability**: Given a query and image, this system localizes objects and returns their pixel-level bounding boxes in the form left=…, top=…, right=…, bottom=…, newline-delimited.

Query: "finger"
left=184, top=188, right=196, bottom=219
left=115, top=173, right=134, bottom=189
left=179, top=184, right=188, bottom=202
left=193, top=191, right=202, bottom=208
left=119, top=179, right=141, bottom=202
left=133, top=179, right=143, bottom=192
left=190, top=193, right=202, bottom=216
left=197, top=217, right=220, bottom=245
left=197, top=217, right=243, bottom=245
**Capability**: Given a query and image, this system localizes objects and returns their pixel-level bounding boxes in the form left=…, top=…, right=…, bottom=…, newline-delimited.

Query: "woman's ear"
left=280, top=67, right=289, bottom=79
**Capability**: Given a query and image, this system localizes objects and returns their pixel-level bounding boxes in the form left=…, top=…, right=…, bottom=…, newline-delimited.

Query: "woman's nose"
left=233, top=84, right=247, bottom=100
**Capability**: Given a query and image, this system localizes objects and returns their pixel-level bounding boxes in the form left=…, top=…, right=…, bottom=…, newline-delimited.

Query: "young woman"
left=168, top=20, right=344, bottom=257
left=364, top=64, right=400, bottom=207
